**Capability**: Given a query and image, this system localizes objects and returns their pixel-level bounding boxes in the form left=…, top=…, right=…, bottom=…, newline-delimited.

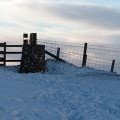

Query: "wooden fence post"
left=111, top=60, right=115, bottom=72
left=23, top=33, right=28, bottom=38
left=57, top=48, right=60, bottom=59
left=3, top=42, right=6, bottom=66
left=30, top=33, right=37, bottom=46
left=23, top=40, right=28, bottom=45
left=23, top=33, right=28, bottom=45
left=82, top=43, right=87, bottom=67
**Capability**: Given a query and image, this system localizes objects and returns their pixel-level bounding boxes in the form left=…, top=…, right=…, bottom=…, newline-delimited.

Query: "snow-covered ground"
left=0, top=60, right=120, bottom=120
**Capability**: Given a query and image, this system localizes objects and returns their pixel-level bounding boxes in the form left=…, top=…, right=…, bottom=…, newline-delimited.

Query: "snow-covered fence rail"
left=38, top=39, right=120, bottom=74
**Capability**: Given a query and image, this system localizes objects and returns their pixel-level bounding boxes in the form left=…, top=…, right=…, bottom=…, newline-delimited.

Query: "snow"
left=0, top=60, right=120, bottom=120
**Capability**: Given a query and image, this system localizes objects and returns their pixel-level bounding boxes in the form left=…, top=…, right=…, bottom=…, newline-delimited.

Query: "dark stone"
left=19, top=45, right=45, bottom=73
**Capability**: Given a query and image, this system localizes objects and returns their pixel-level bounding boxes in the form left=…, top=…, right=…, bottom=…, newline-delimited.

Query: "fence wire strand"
left=37, top=39, right=120, bottom=74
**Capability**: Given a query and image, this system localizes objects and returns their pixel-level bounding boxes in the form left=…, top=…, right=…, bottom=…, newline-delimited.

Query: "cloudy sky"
left=0, top=0, right=120, bottom=44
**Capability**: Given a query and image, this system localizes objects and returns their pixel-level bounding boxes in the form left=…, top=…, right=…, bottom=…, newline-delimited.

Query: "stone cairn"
left=19, top=33, right=45, bottom=73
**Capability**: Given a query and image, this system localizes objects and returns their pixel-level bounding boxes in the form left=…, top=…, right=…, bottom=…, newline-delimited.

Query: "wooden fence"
left=0, top=42, right=22, bottom=66
left=0, top=42, right=65, bottom=66
left=0, top=33, right=117, bottom=73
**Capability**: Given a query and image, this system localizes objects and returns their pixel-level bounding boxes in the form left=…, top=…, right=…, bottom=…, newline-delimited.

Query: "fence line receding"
left=38, top=39, right=120, bottom=74
left=0, top=38, right=120, bottom=74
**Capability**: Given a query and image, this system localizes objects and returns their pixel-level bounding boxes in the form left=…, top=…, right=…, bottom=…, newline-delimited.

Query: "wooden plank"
left=5, top=60, right=21, bottom=62
left=0, top=43, right=5, bottom=47
left=6, top=52, right=22, bottom=54
left=6, top=45, right=22, bottom=47
left=45, top=50, right=65, bottom=62
left=0, top=51, right=5, bottom=54
left=0, top=58, right=5, bottom=61
left=0, top=64, right=4, bottom=66
left=0, top=51, right=21, bottom=54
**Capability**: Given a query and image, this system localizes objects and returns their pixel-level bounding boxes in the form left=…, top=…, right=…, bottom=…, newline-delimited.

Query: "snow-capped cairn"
left=19, top=33, right=45, bottom=73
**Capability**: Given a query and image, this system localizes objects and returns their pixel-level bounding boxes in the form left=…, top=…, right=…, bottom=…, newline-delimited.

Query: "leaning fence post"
left=57, top=48, right=60, bottom=59
left=111, top=60, right=115, bottom=72
left=82, top=43, right=87, bottom=67
left=3, top=42, right=6, bottom=66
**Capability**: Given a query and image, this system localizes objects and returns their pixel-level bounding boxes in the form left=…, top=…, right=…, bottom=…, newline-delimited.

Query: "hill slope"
left=0, top=60, right=120, bottom=120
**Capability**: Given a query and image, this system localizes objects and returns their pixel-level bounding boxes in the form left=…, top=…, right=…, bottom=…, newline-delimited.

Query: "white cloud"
left=43, top=4, right=120, bottom=30
left=0, top=1, right=120, bottom=44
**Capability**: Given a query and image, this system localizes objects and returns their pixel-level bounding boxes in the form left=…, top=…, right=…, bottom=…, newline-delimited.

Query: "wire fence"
left=38, top=39, right=84, bottom=67
left=38, top=39, right=120, bottom=74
